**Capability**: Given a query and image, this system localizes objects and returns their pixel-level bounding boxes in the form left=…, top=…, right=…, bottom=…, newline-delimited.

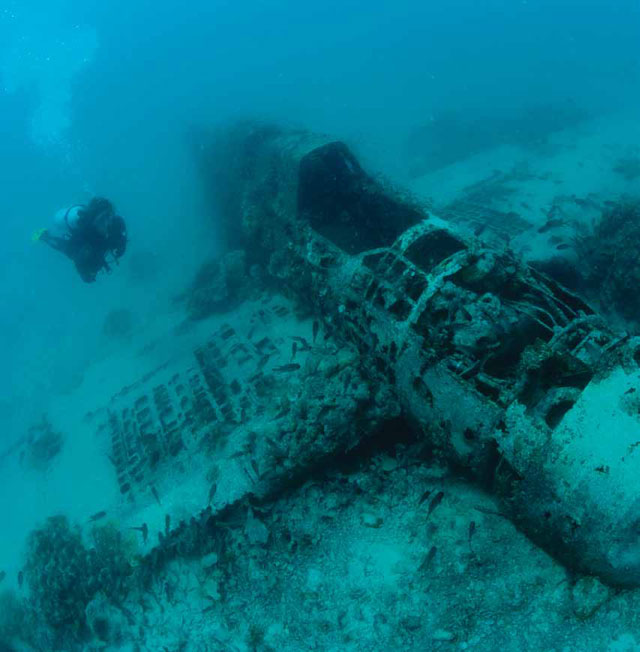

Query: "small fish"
left=243, top=464, right=257, bottom=485
left=468, top=520, right=476, bottom=555
left=17, top=570, right=23, bottom=588
left=131, top=523, right=149, bottom=544
left=538, top=218, right=565, bottom=233
left=274, top=405, right=290, bottom=419
left=556, top=243, right=571, bottom=250
left=292, top=336, right=312, bottom=351
left=426, top=491, right=445, bottom=519
left=165, top=514, right=171, bottom=535
left=256, top=354, right=271, bottom=371
left=291, top=341, right=298, bottom=360
left=265, top=436, right=286, bottom=460
left=118, top=604, right=137, bottom=626
left=313, top=320, right=319, bottom=343
left=418, top=545, right=437, bottom=572
left=208, top=482, right=217, bottom=505
left=151, top=486, right=162, bottom=506
left=88, top=510, right=107, bottom=522
left=418, top=489, right=432, bottom=506
left=0, top=571, right=5, bottom=583
left=273, top=363, right=300, bottom=373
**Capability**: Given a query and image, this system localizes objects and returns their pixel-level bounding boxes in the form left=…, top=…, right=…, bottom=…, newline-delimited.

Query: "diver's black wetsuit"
left=41, top=199, right=127, bottom=283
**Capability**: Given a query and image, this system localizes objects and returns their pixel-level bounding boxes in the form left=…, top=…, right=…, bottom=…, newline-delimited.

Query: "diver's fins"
left=31, top=227, right=47, bottom=242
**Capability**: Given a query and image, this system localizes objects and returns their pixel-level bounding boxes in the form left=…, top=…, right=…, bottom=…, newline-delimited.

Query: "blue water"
left=1, top=0, right=638, bottom=437
left=0, top=1, right=639, bottom=648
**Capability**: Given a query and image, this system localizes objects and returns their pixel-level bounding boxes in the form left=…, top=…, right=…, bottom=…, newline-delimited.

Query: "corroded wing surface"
left=97, top=294, right=396, bottom=551
left=103, top=300, right=286, bottom=488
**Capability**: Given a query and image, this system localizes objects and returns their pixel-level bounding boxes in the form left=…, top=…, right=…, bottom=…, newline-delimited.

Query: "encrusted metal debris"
left=202, top=123, right=640, bottom=586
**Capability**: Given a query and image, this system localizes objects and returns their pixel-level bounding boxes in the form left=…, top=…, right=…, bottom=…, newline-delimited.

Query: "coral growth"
left=575, top=198, right=640, bottom=322
left=24, top=516, right=135, bottom=647
left=0, top=590, right=27, bottom=649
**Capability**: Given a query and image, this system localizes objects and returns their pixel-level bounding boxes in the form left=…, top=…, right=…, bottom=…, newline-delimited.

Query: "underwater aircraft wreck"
left=193, top=123, right=640, bottom=587
left=93, top=123, right=640, bottom=595
left=17, top=122, right=640, bottom=649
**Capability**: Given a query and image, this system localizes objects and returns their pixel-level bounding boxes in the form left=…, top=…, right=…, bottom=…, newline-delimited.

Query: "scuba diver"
left=33, top=197, right=127, bottom=283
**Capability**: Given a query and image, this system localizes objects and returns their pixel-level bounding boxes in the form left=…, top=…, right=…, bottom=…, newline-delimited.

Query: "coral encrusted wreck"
left=201, top=122, right=640, bottom=587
